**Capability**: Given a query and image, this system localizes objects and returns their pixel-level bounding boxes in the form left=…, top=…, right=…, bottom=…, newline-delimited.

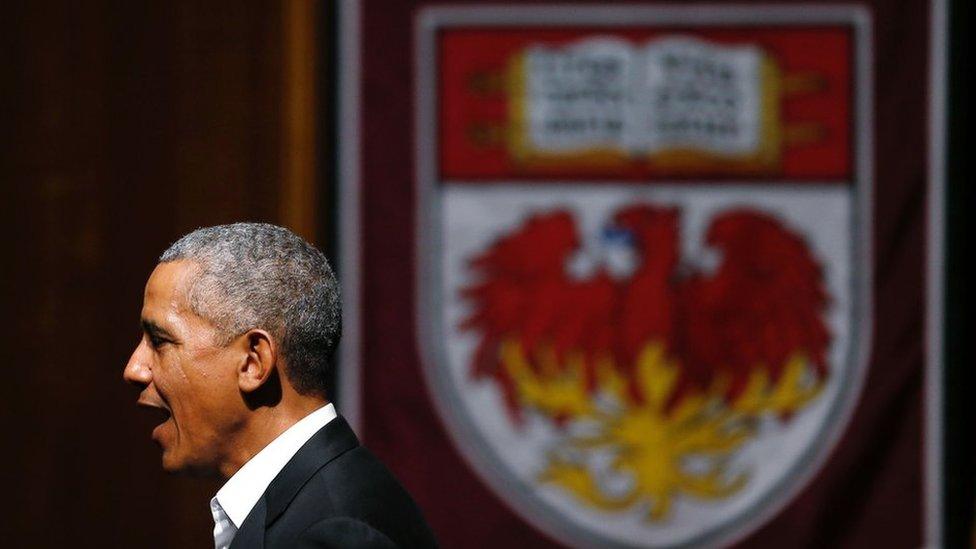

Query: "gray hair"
left=159, top=222, right=341, bottom=396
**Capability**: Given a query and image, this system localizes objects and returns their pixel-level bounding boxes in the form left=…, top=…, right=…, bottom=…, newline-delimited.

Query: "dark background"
left=3, top=2, right=331, bottom=546
left=944, top=0, right=974, bottom=545
left=0, top=1, right=970, bottom=548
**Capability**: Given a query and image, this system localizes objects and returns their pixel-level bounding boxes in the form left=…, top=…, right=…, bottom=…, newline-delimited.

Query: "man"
left=123, top=223, right=437, bottom=548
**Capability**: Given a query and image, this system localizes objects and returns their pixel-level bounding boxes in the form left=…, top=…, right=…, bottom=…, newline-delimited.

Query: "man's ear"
left=237, top=329, right=277, bottom=393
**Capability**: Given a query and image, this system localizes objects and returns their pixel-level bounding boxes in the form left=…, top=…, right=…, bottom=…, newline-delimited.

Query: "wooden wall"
left=3, top=2, right=323, bottom=546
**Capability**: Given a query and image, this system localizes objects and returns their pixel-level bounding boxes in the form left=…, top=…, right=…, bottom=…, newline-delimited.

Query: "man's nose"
left=123, top=340, right=152, bottom=387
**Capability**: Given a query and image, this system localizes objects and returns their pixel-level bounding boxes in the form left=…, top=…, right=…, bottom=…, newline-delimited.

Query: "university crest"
left=415, top=6, right=872, bottom=547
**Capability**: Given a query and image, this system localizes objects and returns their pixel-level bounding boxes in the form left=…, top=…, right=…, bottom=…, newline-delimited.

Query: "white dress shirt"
left=210, top=403, right=338, bottom=549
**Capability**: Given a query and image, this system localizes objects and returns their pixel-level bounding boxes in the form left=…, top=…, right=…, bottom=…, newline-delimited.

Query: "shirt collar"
left=211, top=403, right=338, bottom=528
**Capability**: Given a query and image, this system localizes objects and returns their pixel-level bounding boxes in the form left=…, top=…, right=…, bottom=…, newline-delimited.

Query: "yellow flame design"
left=500, top=340, right=823, bottom=520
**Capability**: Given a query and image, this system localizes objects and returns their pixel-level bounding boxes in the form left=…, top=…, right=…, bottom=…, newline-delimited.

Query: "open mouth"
left=137, top=400, right=172, bottom=427
left=151, top=406, right=172, bottom=424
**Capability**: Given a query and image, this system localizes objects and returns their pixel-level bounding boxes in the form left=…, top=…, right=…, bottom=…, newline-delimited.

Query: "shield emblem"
left=415, top=6, right=872, bottom=547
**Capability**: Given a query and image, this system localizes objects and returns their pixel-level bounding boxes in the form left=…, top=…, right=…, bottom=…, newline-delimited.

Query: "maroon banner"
left=339, top=1, right=943, bottom=547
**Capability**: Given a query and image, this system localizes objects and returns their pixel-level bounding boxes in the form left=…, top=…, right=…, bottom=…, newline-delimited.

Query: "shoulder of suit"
left=295, top=517, right=398, bottom=549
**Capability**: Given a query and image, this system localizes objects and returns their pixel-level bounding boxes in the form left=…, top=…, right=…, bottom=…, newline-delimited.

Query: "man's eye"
left=149, top=335, right=169, bottom=348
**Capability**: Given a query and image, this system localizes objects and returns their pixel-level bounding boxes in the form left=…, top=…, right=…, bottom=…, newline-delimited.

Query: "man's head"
left=123, top=223, right=341, bottom=475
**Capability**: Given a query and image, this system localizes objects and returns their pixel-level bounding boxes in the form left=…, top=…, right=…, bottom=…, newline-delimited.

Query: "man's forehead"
left=141, top=260, right=222, bottom=342
left=143, top=260, right=198, bottom=315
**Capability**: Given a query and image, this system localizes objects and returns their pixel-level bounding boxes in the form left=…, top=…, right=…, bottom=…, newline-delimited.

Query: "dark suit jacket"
left=229, top=416, right=438, bottom=548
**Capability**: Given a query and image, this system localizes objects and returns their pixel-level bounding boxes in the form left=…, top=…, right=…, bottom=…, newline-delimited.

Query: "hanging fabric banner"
left=340, top=2, right=944, bottom=547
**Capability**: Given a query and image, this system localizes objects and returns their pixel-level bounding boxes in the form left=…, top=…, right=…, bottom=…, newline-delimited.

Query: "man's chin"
left=159, top=450, right=186, bottom=474
left=160, top=451, right=220, bottom=478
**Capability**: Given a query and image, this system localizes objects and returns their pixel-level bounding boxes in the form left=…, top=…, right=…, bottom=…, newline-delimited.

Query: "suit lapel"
left=262, top=415, right=360, bottom=525
left=229, top=497, right=266, bottom=549
left=228, top=416, right=359, bottom=548
left=224, top=415, right=360, bottom=548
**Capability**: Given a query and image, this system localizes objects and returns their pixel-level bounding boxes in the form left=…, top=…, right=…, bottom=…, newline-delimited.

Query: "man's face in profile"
left=123, top=261, right=243, bottom=475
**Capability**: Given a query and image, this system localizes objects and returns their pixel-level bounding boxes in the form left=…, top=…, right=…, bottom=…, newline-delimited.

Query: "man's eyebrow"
left=141, top=319, right=175, bottom=340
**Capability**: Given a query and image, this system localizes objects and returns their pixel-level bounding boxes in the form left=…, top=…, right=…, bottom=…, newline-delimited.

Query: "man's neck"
left=218, top=395, right=328, bottom=479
